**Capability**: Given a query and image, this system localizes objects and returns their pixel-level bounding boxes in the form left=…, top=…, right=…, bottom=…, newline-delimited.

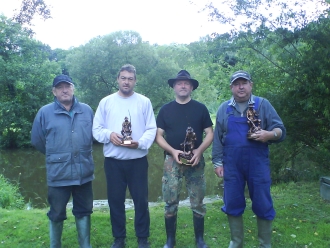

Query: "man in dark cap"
left=212, top=70, right=286, bottom=247
left=155, top=70, right=213, bottom=248
left=31, top=74, right=95, bottom=248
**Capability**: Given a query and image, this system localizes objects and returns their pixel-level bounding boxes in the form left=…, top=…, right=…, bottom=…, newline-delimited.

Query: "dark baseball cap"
left=53, top=74, right=74, bottom=87
left=230, top=70, right=251, bottom=85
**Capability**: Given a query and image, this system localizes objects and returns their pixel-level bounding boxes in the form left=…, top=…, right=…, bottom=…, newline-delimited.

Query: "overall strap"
left=253, top=96, right=265, bottom=112
left=226, top=100, right=234, bottom=114
left=253, top=96, right=260, bottom=111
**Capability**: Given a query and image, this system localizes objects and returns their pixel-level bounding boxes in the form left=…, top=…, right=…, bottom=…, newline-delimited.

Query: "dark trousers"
left=104, top=156, right=150, bottom=238
left=47, top=181, right=93, bottom=222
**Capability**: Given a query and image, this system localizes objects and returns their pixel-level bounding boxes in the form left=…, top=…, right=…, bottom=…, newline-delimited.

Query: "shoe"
left=111, top=237, right=125, bottom=248
left=138, top=237, right=150, bottom=248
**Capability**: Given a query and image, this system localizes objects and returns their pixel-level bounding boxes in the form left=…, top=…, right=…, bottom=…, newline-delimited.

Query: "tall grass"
left=0, top=174, right=25, bottom=209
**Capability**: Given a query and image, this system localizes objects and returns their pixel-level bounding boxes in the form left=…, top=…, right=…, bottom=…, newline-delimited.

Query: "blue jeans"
left=47, top=181, right=93, bottom=222
left=104, top=156, right=149, bottom=238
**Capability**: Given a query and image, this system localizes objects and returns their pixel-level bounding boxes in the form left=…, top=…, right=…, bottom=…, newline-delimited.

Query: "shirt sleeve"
left=92, top=99, right=112, bottom=144
left=202, top=104, right=213, bottom=129
left=137, top=99, right=157, bottom=150
left=259, top=98, right=286, bottom=143
left=212, top=104, right=225, bottom=167
left=156, top=105, right=165, bottom=129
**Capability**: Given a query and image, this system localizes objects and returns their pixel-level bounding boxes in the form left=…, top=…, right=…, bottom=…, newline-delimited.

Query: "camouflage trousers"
left=162, top=155, right=206, bottom=217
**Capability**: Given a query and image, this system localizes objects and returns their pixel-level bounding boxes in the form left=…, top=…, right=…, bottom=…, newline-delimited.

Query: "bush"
left=0, top=174, right=25, bottom=209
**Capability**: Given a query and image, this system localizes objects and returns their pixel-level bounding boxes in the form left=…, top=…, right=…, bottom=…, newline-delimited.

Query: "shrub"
left=0, top=174, right=25, bottom=209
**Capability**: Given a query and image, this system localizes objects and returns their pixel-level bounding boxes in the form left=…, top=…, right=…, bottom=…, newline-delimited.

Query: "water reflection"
left=0, top=143, right=222, bottom=208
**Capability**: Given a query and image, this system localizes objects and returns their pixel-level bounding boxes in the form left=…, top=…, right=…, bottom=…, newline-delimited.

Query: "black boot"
left=193, top=214, right=208, bottom=248
left=111, top=238, right=125, bottom=248
left=163, top=215, right=177, bottom=248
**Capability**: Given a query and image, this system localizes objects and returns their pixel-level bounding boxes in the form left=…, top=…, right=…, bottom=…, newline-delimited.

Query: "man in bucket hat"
left=156, top=70, right=213, bottom=248
left=31, top=74, right=95, bottom=247
left=212, top=70, right=286, bottom=247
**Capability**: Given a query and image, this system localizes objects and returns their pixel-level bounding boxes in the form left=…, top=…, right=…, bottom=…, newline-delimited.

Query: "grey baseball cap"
left=230, top=70, right=251, bottom=85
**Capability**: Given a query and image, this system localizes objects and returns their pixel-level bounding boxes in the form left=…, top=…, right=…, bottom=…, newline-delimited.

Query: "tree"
left=203, top=0, right=328, bottom=33
left=200, top=0, right=330, bottom=181
left=65, top=31, right=176, bottom=112
left=13, top=0, right=51, bottom=26
left=0, top=15, right=60, bottom=148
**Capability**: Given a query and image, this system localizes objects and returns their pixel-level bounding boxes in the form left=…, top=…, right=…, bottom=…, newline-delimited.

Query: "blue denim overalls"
left=221, top=97, right=276, bottom=220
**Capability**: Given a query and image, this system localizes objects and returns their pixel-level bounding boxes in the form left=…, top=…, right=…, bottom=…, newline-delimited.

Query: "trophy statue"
left=247, top=103, right=261, bottom=139
left=179, top=126, right=197, bottom=165
left=121, top=116, right=132, bottom=144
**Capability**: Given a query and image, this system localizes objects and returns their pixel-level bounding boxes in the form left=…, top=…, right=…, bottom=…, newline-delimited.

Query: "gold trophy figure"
left=179, top=126, right=197, bottom=165
left=121, top=116, right=132, bottom=144
left=247, top=103, right=261, bottom=139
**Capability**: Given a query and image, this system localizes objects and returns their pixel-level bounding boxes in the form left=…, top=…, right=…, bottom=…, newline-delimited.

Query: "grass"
left=0, top=181, right=329, bottom=247
left=0, top=174, right=25, bottom=210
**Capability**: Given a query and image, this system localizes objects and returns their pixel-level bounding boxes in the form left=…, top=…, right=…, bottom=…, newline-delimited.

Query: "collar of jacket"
left=54, top=95, right=80, bottom=114
left=228, top=94, right=255, bottom=107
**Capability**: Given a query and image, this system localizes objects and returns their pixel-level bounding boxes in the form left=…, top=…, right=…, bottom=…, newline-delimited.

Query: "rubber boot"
left=227, top=215, right=244, bottom=248
left=257, top=217, right=272, bottom=248
left=76, top=216, right=92, bottom=248
left=193, top=214, right=208, bottom=248
left=50, top=220, right=63, bottom=248
left=163, top=215, right=177, bottom=248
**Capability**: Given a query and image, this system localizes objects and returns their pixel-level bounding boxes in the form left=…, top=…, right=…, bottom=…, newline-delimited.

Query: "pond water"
left=0, top=143, right=223, bottom=208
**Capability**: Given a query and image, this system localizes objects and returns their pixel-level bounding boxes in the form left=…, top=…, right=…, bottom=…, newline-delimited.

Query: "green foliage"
left=65, top=31, right=178, bottom=111
left=0, top=15, right=61, bottom=148
left=0, top=174, right=25, bottom=209
left=270, top=140, right=330, bottom=183
left=200, top=1, right=330, bottom=182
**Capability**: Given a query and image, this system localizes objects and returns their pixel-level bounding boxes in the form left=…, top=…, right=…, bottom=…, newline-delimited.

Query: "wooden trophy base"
left=179, top=154, right=193, bottom=166
left=247, top=133, right=254, bottom=139
left=123, top=140, right=132, bottom=145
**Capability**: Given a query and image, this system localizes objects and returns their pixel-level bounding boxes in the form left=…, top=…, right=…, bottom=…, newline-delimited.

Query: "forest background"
left=1, top=0, right=330, bottom=185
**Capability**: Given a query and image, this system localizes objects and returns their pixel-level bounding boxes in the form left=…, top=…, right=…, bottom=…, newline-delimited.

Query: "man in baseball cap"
left=212, top=69, right=286, bottom=248
left=31, top=74, right=94, bottom=247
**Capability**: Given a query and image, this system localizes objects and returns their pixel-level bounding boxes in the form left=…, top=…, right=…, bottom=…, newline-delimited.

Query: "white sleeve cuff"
left=213, top=162, right=223, bottom=169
